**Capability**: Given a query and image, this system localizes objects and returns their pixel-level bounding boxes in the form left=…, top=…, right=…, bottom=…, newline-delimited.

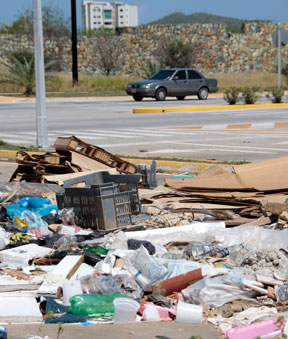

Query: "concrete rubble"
left=0, top=137, right=288, bottom=339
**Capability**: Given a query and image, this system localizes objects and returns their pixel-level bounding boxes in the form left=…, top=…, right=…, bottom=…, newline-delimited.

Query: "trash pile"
left=0, top=138, right=288, bottom=339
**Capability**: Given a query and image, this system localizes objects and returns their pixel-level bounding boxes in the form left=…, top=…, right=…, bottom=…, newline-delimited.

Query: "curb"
left=0, top=150, right=231, bottom=174
left=133, top=103, right=288, bottom=114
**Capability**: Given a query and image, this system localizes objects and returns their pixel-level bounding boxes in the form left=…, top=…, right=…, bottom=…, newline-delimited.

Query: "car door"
left=187, top=70, right=203, bottom=95
left=169, top=70, right=188, bottom=95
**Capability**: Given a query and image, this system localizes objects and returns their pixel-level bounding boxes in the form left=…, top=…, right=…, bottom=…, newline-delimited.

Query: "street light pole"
left=71, top=0, right=78, bottom=86
left=278, top=23, right=282, bottom=89
left=33, top=0, right=49, bottom=147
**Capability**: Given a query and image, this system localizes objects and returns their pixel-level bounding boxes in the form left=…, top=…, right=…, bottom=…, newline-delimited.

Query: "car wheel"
left=133, top=96, right=143, bottom=101
left=197, top=87, right=209, bottom=100
left=155, top=88, right=167, bottom=101
left=176, top=96, right=185, bottom=100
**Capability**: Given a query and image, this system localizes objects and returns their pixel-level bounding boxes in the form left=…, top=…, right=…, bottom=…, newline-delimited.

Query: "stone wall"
left=0, top=22, right=288, bottom=75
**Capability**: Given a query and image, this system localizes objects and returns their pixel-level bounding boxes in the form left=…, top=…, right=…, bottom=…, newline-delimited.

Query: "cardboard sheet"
left=166, top=156, right=288, bottom=192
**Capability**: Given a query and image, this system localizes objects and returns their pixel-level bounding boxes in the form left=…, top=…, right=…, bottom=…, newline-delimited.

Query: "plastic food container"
left=176, top=300, right=202, bottom=323
left=113, top=298, right=140, bottom=323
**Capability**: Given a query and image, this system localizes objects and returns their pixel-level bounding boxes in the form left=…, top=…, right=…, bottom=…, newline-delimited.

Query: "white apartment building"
left=82, top=1, right=138, bottom=30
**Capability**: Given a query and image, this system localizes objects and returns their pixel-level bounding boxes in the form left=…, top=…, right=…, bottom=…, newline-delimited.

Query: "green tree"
left=0, top=50, right=54, bottom=96
left=0, top=5, right=70, bottom=38
left=156, top=39, right=203, bottom=68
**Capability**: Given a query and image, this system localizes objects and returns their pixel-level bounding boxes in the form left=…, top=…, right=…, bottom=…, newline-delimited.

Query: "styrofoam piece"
left=125, top=222, right=226, bottom=246
left=176, top=301, right=202, bottom=323
left=142, top=305, right=161, bottom=322
left=0, top=244, right=51, bottom=265
left=62, top=280, right=82, bottom=306
left=38, top=255, right=84, bottom=298
left=0, top=296, right=42, bottom=322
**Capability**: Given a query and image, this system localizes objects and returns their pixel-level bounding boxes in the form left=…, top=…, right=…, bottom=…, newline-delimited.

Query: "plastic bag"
left=6, top=196, right=58, bottom=219
left=80, top=272, right=143, bottom=299
left=125, top=222, right=226, bottom=246
left=103, top=231, right=128, bottom=250
left=213, top=226, right=288, bottom=251
left=58, top=208, right=75, bottom=225
left=20, top=210, right=48, bottom=230
left=181, top=274, right=256, bottom=307
left=124, top=245, right=167, bottom=289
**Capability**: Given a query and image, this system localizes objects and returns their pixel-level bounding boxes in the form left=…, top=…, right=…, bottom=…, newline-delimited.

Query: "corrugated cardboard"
left=166, top=156, right=288, bottom=192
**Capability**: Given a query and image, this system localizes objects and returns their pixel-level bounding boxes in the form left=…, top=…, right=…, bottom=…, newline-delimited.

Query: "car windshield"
left=150, top=70, right=175, bottom=80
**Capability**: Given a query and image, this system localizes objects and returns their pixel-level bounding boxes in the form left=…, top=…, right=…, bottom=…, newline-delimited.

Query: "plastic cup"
left=113, top=298, right=140, bottom=323
left=62, top=280, right=82, bottom=306
left=176, top=301, right=202, bottom=323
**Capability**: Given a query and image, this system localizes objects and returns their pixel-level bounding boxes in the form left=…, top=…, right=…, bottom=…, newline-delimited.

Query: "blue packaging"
left=0, top=326, right=7, bottom=339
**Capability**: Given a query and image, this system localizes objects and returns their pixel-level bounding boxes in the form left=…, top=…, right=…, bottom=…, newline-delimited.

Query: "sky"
left=0, top=0, right=287, bottom=27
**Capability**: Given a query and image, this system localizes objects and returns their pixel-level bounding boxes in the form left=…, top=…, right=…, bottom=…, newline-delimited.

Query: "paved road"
left=1, top=97, right=288, bottom=162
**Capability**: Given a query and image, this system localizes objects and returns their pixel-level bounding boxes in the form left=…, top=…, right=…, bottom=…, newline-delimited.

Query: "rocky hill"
left=148, top=12, right=248, bottom=30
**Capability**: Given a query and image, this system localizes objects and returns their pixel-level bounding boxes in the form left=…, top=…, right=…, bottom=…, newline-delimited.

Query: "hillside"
left=148, top=12, right=245, bottom=29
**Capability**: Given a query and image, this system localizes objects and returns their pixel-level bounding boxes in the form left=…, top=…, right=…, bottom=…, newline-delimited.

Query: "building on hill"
left=81, top=1, right=138, bottom=30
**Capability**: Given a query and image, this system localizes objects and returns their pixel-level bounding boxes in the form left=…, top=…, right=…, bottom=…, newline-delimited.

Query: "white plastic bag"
left=181, top=273, right=255, bottom=307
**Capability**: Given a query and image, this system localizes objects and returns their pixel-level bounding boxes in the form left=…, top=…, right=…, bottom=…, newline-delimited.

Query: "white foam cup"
left=176, top=300, right=202, bottom=323
left=113, top=298, right=140, bottom=323
left=142, top=305, right=161, bottom=322
left=62, top=280, right=82, bottom=306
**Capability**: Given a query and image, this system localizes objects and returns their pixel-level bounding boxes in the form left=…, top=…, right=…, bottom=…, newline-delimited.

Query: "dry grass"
left=214, top=72, right=287, bottom=91
left=0, top=71, right=286, bottom=96
left=45, top=72, right=141, bottom=96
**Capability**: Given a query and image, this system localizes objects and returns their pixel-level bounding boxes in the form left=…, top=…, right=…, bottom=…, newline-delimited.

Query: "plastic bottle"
left=69, top=294, right=129, bottom=317
left=183, top=241, right=245, bottom=260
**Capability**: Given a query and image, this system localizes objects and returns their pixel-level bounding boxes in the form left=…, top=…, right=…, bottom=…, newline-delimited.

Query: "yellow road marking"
left=133, top=103, right=288, bottom=114
left=226, top=124, right=252, bottom=129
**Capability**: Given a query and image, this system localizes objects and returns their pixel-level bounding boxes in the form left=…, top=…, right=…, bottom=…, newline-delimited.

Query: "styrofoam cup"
left=113, top=298, right=140, bottom=323
left=62, top=280, right=82, bottom=306
left=142, top=305, right=161, bottom=322
left=176, top=301, right=202, bottom=323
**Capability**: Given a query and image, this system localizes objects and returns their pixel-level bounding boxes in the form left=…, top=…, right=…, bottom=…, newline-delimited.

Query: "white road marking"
left=146, top=148, right=275, bottom=154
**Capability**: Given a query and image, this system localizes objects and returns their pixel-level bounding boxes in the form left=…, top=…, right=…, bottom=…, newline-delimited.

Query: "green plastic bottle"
left=69, top=294, right=129, bottom=317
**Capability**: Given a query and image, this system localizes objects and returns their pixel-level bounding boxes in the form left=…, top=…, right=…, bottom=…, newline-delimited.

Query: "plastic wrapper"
left=125, top=222, right=226, bottom=246
left=213, top=226, right=288, bottom=251
left=123, top=245, right=167, bottom=289
left=181, top=274, right=256, bottom=307
left=102, top=231, right=128, bottom=250
left=156, top=258, right=204, bottom=281
left=58, top=208, right=75, bottom=225
left=95, top=253, right=116, bottom=274
left=0, top=183, right=64, bottom=204
left=80, top=272, right=143, bottom=299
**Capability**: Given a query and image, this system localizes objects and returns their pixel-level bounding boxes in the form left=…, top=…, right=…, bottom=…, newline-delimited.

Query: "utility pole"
left=278, top=23, right=281, bottom=89
left=33, top=0, right=49, bottom=147
left=71, top=0, right=78, bottom=86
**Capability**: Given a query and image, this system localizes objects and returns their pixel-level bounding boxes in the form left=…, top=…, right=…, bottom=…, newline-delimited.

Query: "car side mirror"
left=173, top=76, right=179, bottom=80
